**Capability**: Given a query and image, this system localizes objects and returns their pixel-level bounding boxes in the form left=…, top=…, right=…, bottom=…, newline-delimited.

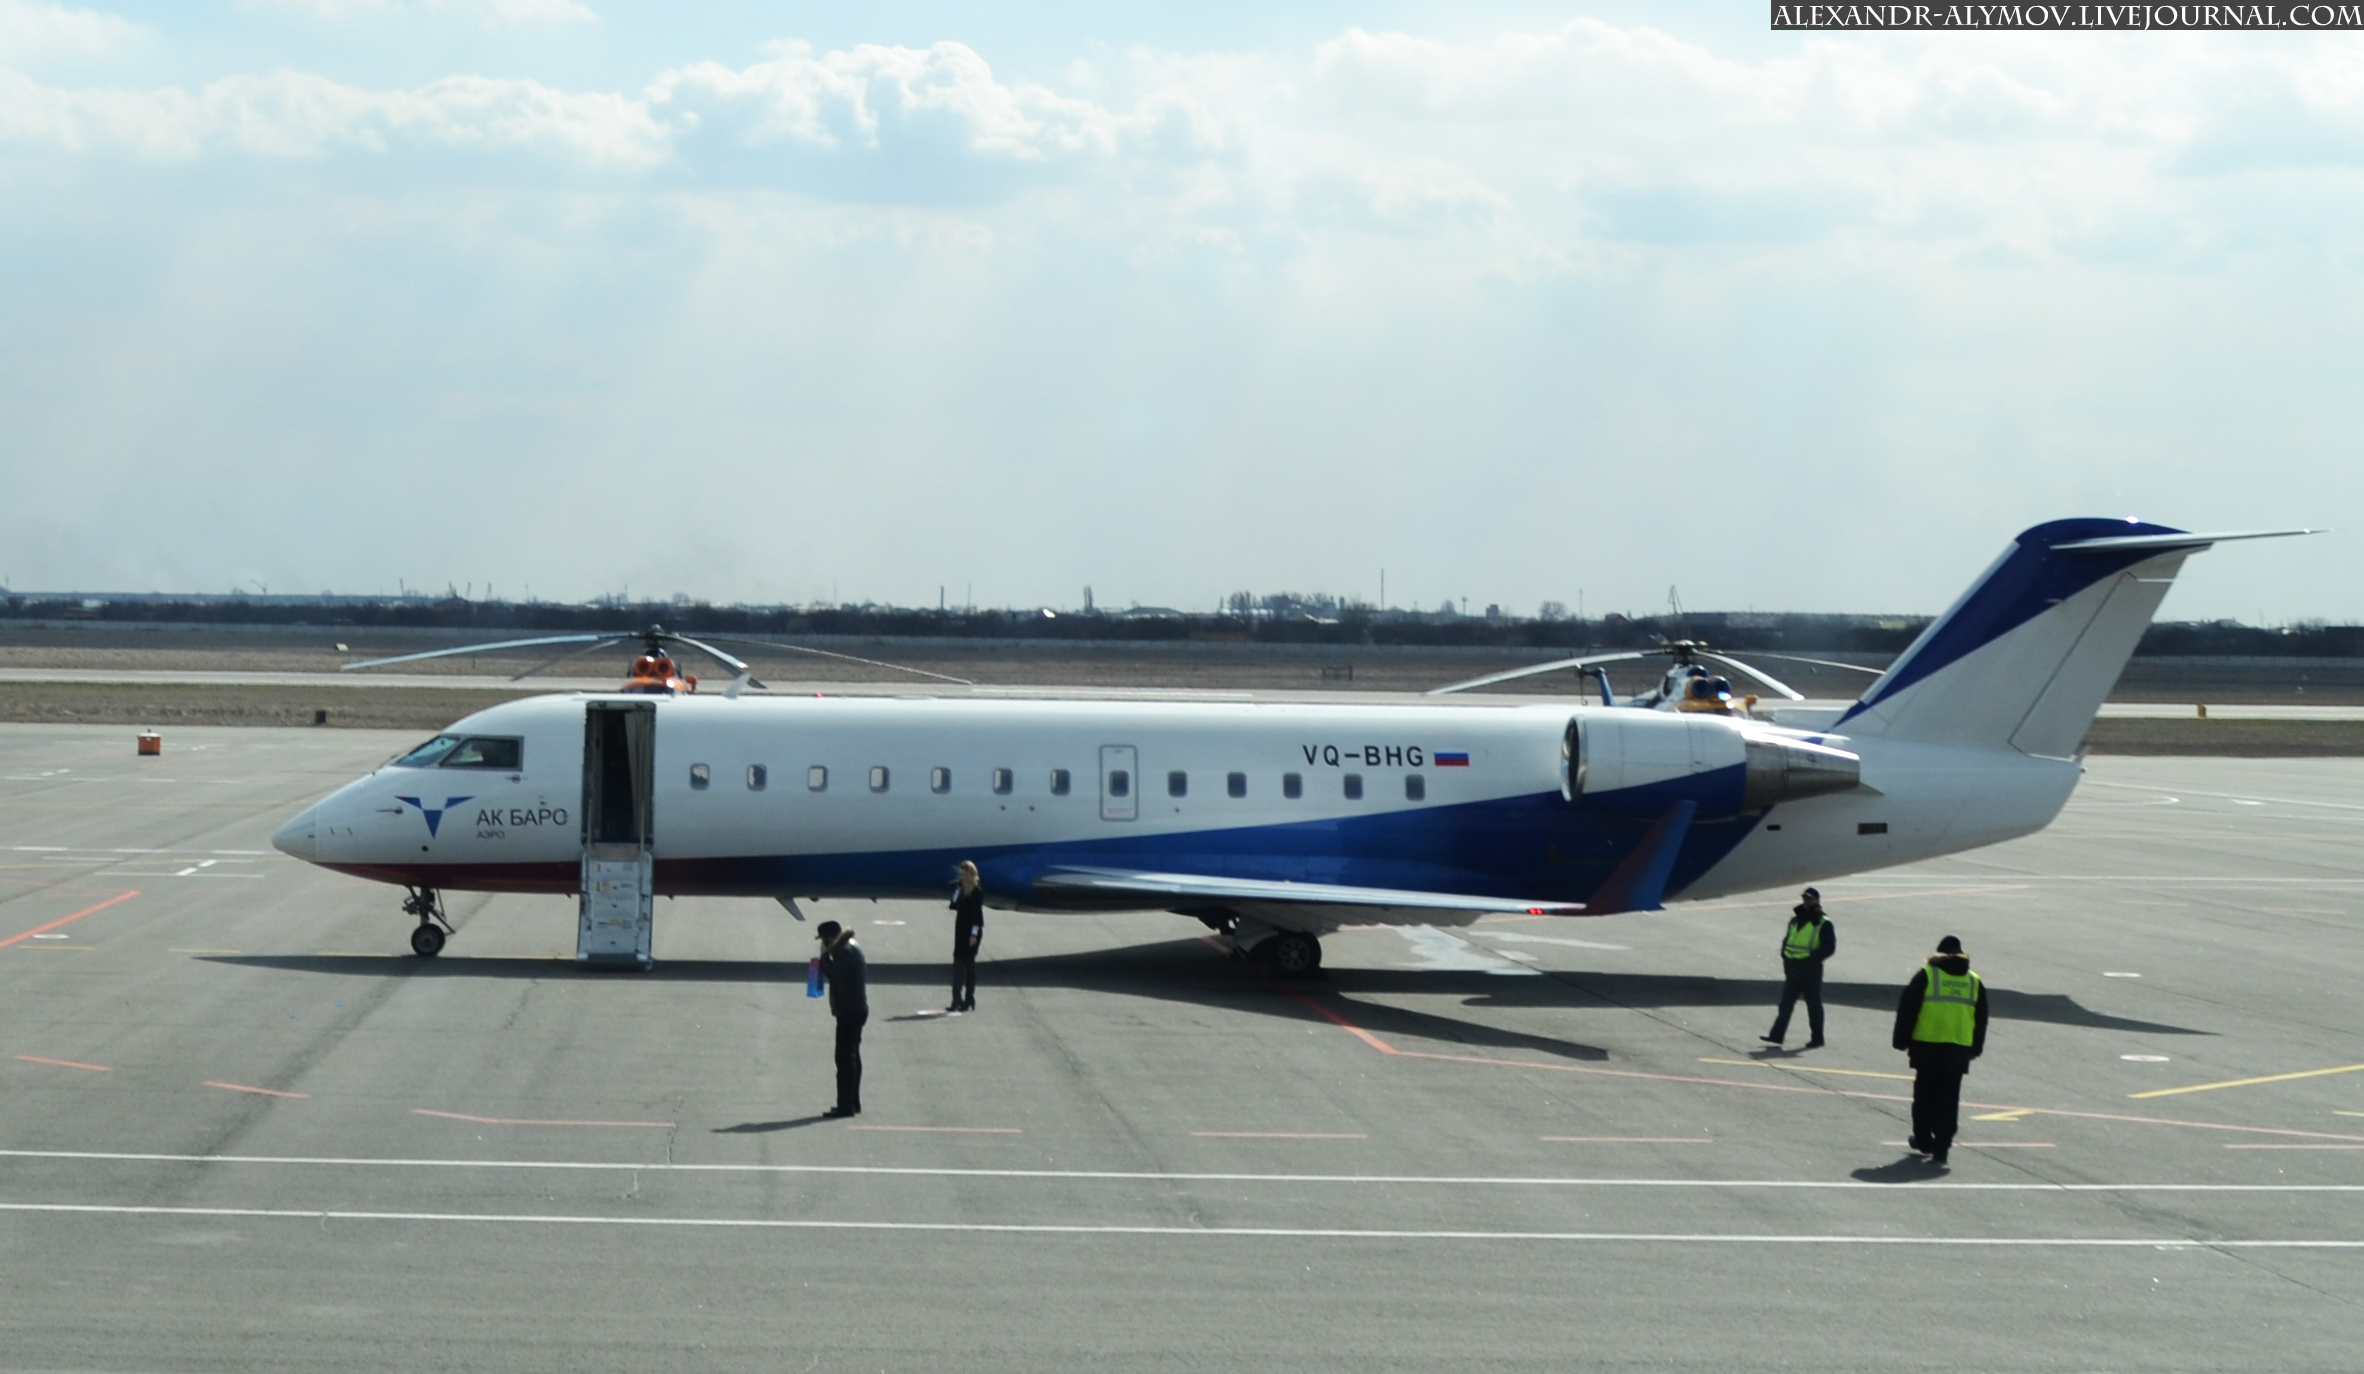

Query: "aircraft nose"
left=272, top=805, right=319, bottom=863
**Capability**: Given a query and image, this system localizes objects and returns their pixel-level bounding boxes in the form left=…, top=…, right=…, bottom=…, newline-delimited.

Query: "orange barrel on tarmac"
left=137, top=731, right=161, bottom=756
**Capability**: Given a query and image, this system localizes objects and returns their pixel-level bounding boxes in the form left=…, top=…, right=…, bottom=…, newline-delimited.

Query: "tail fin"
left=1836, top=520, right=2292, bottom=758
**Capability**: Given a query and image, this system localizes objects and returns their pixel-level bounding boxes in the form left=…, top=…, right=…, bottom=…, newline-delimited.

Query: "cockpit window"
left=394, top=736, right=463, bottom=768
left=439, top=736, right=523, bottom=770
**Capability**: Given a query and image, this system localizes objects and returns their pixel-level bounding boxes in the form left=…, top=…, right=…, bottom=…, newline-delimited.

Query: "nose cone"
left=272, top=805, right=319, bottom=863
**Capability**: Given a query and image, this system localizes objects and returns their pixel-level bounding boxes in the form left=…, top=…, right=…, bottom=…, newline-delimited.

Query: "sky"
left=0, top=1, right=2358, bottom=621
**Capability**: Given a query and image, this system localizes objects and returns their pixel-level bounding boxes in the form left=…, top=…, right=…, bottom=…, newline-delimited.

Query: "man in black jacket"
left=1762, top=887, right=1834, bottom=1048
left=816, top=920, right=869, bottom=1119
left=1893, top=934, right=1989, bottom=1166
left=948, top=859, right=984, bottom=1013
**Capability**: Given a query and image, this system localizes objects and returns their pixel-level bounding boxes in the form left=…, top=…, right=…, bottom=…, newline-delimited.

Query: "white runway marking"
left=1471, top=931, right=1632, bottom=952
left=0, top=1202, right=2355, bottom=1246
left=7, top=1150, right=2364, bottom=1192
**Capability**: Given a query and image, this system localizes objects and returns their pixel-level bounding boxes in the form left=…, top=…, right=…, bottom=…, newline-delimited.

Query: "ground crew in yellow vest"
left=1891, top=934, right=1989, bottom=1166
left=1760, top=887, right=1834, bottom=1049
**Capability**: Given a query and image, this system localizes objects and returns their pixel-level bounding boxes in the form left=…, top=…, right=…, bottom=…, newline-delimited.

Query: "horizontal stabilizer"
left=2050, top=528, right=2318, bottom=553
left=1034, top=867, right=1583, bottom=916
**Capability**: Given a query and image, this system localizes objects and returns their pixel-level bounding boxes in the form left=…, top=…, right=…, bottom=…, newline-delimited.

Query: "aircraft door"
left=578, top=701, right=656, bottom=967
left=1099, top=744, right=1138, bottom=822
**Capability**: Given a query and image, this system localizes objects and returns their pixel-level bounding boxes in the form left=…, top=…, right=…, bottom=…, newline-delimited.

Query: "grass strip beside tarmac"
left=0, top=682, right=544, bottom=731
left=2076, top=717, right=2364, bottom=756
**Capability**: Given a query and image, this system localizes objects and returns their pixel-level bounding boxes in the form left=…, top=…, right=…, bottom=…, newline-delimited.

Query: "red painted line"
left=205, top=1081, right=308, bottom=1099
left=412, top=1109, right=673, bottom=1128
left=0, top=890, right=138, bottom=950
left=16, top=1055, right=111, bottom=1073
left=1280, top=989, right=1403, bottom=1055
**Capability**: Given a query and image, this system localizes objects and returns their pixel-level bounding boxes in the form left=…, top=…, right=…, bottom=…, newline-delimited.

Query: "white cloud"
left=0, top=68, right=666, bottom=165
left=653, top=40, right=1120, bottom=161
left=0, top=0, right=145, bottom=60
left=4, top=21, right=2364, bottom=616
left=241, top=0, right=596, bottom=25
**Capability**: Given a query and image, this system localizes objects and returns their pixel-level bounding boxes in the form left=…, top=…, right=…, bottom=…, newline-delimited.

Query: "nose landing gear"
left=403, top=886, right=451, bottom=958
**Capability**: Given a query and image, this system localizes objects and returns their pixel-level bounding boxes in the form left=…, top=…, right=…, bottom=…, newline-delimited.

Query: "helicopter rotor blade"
left=341, top=635, right=614, bottom=672
left=659, top=633, right=752, bottom=677
left=694, top=634, right=975, bottom=687
left=1696, top=651, right=1805, bottom=702
left=1731, top=651, right=1889, bottom=677
left=1426, top=651, right=1648, bottom=696
left=509, top=638, right=629, bottom=681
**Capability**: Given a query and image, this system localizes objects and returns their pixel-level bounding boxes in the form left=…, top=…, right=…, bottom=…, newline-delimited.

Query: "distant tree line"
left=1, top=593, right=2354, bottom=657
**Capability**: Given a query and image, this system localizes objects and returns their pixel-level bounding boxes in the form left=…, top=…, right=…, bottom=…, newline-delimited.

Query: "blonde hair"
left=957, top=860, right=979, bottom=877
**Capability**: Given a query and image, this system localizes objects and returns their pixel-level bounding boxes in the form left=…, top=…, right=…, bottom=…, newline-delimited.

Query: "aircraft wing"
left=1033, top=866, right=1584, bottom=917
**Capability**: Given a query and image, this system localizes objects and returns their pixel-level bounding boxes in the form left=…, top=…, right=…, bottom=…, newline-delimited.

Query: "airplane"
left=271, top=518, right=2310, bottom=975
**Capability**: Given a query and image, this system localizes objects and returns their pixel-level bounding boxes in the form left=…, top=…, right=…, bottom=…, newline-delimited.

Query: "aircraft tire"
left=1264, top=932, right=1321, bottom=977
left=410, top=924, right=446, bottom=958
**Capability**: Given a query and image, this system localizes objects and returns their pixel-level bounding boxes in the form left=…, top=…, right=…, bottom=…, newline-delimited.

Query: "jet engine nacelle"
left=1563, top=711, right=1860, bottom=818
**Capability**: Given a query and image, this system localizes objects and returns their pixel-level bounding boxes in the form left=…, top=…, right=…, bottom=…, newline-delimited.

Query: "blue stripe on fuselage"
left=658, top=767, right=1762, bottom=909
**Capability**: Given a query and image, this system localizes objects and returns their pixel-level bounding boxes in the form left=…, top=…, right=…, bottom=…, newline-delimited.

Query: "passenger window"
left=395, top=735, right=462, bottom=768
left=992, top=768, right=1013, bottom=795
left=1343, top=773, right=1363, bottom=800
left=1167, top=770, right=1187, bottom=798
left=931, top=767, right=951, bottom=794
left=1050, top=768, right=1071, bottom=796
left=1227, top=772, right=1246, bottom=798
left=1404, top=773, right=1425, bottom=801
left=441, top=736, right=523, bottom=770
left=1283, top=772, right=1303, bottom=799
left=1108, top=769, right=1130, bottom=798
left=689, top=763, right=711, bottom=790
left=807, top=766, right=827, bottom=792
left=748, top=764, right=768, bottom=791
left=870, top=766, right=890, bottom=793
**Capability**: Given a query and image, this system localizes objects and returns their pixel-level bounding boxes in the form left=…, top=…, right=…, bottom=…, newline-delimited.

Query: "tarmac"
left=2, top=722, right=2360, bottom=1372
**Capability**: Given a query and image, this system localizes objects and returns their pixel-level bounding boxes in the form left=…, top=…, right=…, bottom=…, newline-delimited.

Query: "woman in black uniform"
left=948, top=859, right=984, bottom=1013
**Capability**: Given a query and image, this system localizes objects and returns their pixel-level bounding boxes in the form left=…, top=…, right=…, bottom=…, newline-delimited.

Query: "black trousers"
left=951, top=955, right=977, bottom=1008
left=1912, top=1064, right=1965, bottom=1150
left=1769, top=965, right=1824, bottom=1042
left=834, top=1011, right=867, bottom=1112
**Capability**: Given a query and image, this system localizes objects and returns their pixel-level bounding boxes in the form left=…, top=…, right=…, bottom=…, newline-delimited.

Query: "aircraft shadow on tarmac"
left=207, top=938, right=2205, bottom=1074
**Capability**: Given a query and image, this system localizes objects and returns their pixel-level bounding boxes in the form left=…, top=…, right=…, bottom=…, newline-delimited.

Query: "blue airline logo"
left=396, top=795, right=474, bottom=839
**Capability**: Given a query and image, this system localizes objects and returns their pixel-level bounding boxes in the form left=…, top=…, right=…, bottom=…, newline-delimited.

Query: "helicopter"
left=1426, top=638, right=1885, bottom=714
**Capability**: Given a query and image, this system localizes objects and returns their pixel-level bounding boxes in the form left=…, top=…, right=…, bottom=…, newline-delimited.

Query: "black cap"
left=815, top=920, right=843, bottom=942
left=1800, top=887, right=1820, bottom=901
left=1935, top=934, right=1963, bottom=954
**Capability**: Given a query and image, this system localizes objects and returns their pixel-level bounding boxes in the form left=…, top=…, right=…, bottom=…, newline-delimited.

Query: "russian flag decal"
left=1434, top=752, right=1470, bottom=767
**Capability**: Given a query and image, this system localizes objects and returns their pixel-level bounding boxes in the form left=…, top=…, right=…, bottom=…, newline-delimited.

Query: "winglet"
left=1584, top=800, right=1696, bottom=914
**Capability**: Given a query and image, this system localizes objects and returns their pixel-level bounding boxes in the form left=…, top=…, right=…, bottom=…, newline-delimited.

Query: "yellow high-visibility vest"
left=1912, top=965, right=1982, bottom=1046
left=1781, top=918, right=1824, bottom=961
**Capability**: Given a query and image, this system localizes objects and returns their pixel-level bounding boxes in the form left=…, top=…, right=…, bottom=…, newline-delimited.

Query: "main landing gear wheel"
left=1259, top=932, right=1322, bottom=977
left=410, top=924, right=447, bottom=958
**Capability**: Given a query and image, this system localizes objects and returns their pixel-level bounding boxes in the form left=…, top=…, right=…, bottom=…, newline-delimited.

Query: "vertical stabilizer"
left=1837, top=519, right=2210, bottom=757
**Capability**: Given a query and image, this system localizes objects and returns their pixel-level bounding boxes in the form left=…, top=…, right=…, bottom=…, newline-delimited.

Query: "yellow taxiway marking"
left=2335, top=1111, right=2364, bottom=1119
left=2130, top=1062, right=2364, bottom=1100
left=1700, top=1057, right=1915, bottom=1082
left=1972, top=1109, right=2034, bottom=1122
